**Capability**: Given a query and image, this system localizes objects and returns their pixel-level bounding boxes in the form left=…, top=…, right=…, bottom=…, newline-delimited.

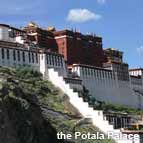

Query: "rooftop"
left=72, top=64, right=112, bottom=72
left=0, top=24, right=25, bottom=32
left=129, top=68, right=143, bottom=71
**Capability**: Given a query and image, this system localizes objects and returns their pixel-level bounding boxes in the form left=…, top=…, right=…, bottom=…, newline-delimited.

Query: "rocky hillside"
left=0, top=67, right=115, bottom=143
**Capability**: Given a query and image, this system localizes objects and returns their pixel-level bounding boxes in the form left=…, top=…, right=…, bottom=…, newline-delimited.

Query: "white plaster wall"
left=0, top=26, right=15, bottom=42
left=39, top=54, right=46, bottom=76
left=74, top=66, right=143, bottom=109
left=0, top=28, right=3, bottom=40
left=0, top=27, right=9, bottom=41
left=15, top=36, right=24, bottom=44
left=0, top=47, right=40, bottom=71
left=0, top=46, right=67, bottom=79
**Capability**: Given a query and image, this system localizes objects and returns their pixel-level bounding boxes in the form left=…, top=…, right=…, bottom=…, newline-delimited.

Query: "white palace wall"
left=0, top=46, right=67, bottom=77
left=0, top=43, right=143, bottom=110
left=0, top=26, right=15, bottom=42
left=72, top=65, right=143, bottom=109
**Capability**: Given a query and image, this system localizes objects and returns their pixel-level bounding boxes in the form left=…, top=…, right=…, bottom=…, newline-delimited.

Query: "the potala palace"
left=0, top=22, right=143, bottom=143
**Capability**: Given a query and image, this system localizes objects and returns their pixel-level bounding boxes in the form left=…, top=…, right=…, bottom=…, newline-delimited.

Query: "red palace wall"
left=54, top=30, right=105, bottom=67
left=24, top=24, right=106, bottom=67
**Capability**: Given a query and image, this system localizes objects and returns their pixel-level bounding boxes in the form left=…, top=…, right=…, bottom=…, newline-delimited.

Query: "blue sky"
left=0, top=0, right=143, bottom=68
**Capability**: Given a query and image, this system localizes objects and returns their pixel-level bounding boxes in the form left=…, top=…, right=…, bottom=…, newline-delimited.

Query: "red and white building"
left=0, top=22, right=143, bottom=143
left=0, top=22, right=143, bottom=110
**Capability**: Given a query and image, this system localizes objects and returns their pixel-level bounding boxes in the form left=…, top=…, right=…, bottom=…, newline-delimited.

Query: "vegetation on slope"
left=0, top=67, right=115, bottom=143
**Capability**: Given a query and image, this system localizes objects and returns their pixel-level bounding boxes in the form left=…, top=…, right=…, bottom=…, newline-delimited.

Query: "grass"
left=0, top=67, right=116, bottom=143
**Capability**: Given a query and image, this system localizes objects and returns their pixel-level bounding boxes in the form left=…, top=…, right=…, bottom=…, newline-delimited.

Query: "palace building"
left=22, top=22, right=105, bottom=67
left=53, top=29, right=105, bottom=67
left=0, top=22, right=143, bottom=110
left=0, top=22, right=143, bottom=143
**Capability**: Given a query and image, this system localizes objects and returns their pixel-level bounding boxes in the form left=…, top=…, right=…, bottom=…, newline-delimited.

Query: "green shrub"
left=16, top=66, right=42, bottom=80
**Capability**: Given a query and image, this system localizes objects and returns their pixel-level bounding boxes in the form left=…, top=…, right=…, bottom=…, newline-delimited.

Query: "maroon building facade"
left=23, top=22, right=106, bottom=67
left=54, top=30, right=105, bottom=67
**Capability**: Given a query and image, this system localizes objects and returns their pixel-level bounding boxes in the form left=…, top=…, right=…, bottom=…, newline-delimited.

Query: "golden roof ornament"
left=28, top=22, right=38, bottom=28
left=47, top=26, right=56, bottom=31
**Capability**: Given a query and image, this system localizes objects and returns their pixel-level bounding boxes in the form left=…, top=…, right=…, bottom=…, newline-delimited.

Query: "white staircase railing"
left=48, top=68, right=140, bottom=143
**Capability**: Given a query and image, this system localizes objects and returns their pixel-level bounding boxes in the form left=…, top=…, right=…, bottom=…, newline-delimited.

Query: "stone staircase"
left=48, top=68, right=140, bottom=143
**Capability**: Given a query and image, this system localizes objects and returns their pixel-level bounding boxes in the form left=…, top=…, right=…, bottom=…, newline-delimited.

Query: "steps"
left=48, top=68, right=140, bottom=143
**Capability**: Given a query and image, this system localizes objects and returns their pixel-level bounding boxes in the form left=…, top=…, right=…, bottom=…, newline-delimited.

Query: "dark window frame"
left=22, top=52, right=25, bottom=62
left=17, top=50, right=20, bottom=61
left=13, top=50, right=16, bottom=61
left=7, top=49, right=10, bottom=60
left=2, top=48, right=5, bottom=59
left=29, top=52, right=31, bottom=63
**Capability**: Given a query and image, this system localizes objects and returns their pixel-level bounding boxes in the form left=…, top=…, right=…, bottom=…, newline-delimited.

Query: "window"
left=32, top=53, right=34, bottom=63
left=85, top=69, right=87, bottom=76
left=93, top=70, right=95, bottom=77
left=57, top=57, right=60, bottom=66
left=51, top=56, right=54, bottom=65
left=90, top=69, right=93, bottom=76
left=57, top=57, right=59, bottom=66
left=36, top=53, right=38, bottom=63
left=52, top=56, right=55, bottom=65
left=17, top=50, right=20, bottom=61
left=7, top=49, right=10, bottom=59
left=49, top=55, right=51, bottom=65
left=97, top=70, right=99, bottom=77
left=60, top=58, right=63, bottom=67
left=9, top=29, right=15, bottom=38
left=55, top=56, right=58, bottom=66
left=2, top=48, right=5, bottom=59
left=82, top=68, right=84, bottom=76
left=13, top=50, right=16, bottom=61
left=46, top=55, right=48, bottom=64
left=22, top=52, right=25, bottom=62
left=29, top=52, right=31, bottom=63
left=88, top=69, right=90, bottom=76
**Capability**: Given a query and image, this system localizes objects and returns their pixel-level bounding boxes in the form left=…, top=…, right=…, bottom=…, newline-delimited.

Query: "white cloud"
left=97, top=0, right=106, bottom=4
left=137, top=46, right=143, bottom=56
left=67, top=9, right=102, bottom=23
